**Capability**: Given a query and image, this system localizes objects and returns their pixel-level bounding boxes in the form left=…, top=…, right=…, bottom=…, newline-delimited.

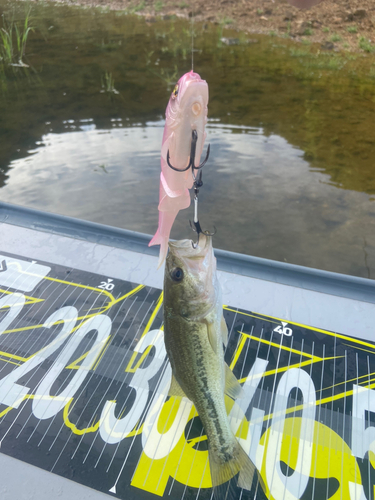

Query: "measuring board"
left=0, top=249, right=374, bottom=500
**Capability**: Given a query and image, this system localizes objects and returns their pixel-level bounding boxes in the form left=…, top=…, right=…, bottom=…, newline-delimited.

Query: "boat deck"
left=0, top=202, right=374, bottom=500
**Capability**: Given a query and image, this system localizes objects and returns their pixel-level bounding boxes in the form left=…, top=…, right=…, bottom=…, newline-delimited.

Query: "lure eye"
left=171, top=84, right=179, bottom=100
left=171, top=267, right=184, bottom=282
left=192, top=102, right=201, bottom=115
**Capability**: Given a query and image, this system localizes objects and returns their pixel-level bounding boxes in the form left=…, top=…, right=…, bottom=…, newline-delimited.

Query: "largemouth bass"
left=149, top=71, right=209, bottom=268
left=163, top=235, right=258, bottom=499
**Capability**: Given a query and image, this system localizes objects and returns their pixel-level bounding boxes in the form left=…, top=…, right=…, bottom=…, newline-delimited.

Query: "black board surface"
left=0, top=250, right=373, bottom=500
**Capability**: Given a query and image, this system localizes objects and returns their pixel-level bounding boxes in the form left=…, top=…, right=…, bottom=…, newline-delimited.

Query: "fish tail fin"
left=209, top=439, right=261, bottom=500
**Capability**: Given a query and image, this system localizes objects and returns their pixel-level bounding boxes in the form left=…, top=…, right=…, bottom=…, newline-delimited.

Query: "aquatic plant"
left=0, top=62, right=6, bottom=92
left=289, top=47, right=347, bottom=71
left=290, top=48, right=310, bottom=57
left=148, top=65, right=179, bottom=88
left=101, top=71, right=119, bottom=94
left=0, top=17, right=14, bottom=63
left=0, top=8, right=33, bottom=67
left=97, top=38, right=122, bottom=52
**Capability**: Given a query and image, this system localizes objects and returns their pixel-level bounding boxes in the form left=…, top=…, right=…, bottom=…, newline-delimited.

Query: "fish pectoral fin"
left=168, top=374, right=187, bottom=399
left=207, top=321, right=218, bottom=354
left=224, top=364, right=244, bottom=400
left=221, top=316, right=228, bottom=347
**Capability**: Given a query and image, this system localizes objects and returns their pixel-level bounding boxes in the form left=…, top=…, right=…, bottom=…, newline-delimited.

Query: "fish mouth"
left=168, top=234, right=212, bottom=259
left=168, top=234, right=216, bottom=286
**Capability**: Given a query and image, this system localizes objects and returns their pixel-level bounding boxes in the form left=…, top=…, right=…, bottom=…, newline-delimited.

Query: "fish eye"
left=171, top=267, right=184, bottom=282
left=171, top=84, right=179, bottom=100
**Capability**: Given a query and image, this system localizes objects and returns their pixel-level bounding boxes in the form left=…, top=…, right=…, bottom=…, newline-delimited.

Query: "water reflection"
left=2, top=120, right=374, bottom=278
left=1, top=0, right=375, bottom=278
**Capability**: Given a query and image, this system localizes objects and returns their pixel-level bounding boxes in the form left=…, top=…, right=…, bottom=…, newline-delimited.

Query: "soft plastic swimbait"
left=149, top=70, right=209, bottom=268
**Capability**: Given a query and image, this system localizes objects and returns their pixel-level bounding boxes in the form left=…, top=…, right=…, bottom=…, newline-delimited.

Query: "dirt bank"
left=30, top=0, right=375, bottom=52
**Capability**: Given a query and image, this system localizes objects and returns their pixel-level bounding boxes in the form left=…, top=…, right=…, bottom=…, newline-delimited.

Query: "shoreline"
left=25, top=0, right=375, bottom=53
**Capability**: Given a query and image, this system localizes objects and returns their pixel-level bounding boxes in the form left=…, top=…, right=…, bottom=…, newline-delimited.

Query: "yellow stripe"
left=229, top=333, right=247, bottom=370
left=321, top=369, right=375, bottom=393
left=0, top=350, right=28, bottom=362
left=62, top=398, right=144, bottom=436
left=63, top=398, right=100, bottom=435
left=224, top=306, right=280, bottom=326
left=125, top=292, right=163, bottom=373
left=2, top=284, right=144, bottom=335
left=0, top=289, right=44, bottom=306
left=238, top=356, right=339, bottom=384
left=225, top=306, right=375, bottom=352
left=241, top=331, right=321, bottom=361
left=92, top=335, right=113, bottom=371
left=125, top=345, right=153, bottom=373
left=111, top=286, right=146, bottom=306
left=342, top=342, right=375, bottom=354
left=0, top=357, right=21, bottom=366
left=261, top=377, right=375, bottom=424
left=142, top=292, right=163, bottom=339
left=43, top=276, right=115, bottom=300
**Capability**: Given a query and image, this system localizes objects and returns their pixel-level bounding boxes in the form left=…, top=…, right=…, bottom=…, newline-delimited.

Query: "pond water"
left=1, top=0, right=375, bottom=278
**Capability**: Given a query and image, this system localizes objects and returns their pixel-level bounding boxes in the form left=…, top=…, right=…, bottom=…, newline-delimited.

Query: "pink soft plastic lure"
left=149, top=71, right=209, bottom=268
left=286, top=0, right=323, bottom=8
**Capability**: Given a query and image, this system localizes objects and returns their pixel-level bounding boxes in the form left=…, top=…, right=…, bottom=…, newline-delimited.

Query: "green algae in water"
left=0, top=0, right=375, bottom=278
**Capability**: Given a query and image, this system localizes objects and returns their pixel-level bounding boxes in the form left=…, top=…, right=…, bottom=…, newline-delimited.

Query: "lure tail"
left=149, top=228, right=169, bottom=269
left=209, top=438, right=261, bottom=500
left=149, top=207, right=180, bottom=268
left=149, top=183, right=191, bottom=268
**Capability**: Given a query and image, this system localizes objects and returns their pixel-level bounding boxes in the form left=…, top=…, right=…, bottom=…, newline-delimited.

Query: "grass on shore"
left=0, top=8, right=33, bottom=67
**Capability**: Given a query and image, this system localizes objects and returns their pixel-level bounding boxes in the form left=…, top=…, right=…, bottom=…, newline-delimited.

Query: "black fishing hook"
left=166, top=129, right=210, bottom=173
left=166, top=128, right=214, bottom=247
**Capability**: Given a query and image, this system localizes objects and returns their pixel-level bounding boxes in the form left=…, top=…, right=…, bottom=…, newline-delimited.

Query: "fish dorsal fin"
left=221, top=316, right=228, bottom=346
left=207, top=321, right=218, bottom=354
left=224, top=364, right=244, bottom=400
left=168, top=374, right=187, bottom=398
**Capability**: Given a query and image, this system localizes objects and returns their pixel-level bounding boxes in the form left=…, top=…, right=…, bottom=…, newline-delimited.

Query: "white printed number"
left=273, top=322, right=293, bottom=336
left=98, top=279, right=115, bottom=291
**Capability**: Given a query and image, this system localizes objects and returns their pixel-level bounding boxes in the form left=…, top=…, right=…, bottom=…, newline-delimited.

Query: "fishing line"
left=191, top=0, right=194, bottom=70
